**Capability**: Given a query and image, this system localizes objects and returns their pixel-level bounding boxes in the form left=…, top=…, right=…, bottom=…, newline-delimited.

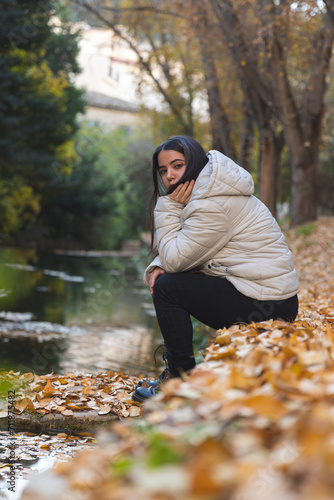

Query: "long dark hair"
left=148, top=136, right=208, bottom=255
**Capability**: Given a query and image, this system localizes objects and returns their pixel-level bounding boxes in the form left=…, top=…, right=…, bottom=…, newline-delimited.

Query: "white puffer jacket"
left=144, top=150, right=299, bottom=301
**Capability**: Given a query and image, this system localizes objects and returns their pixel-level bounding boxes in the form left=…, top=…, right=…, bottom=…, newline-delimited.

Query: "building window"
left=109, top=63, right=120, bottom=81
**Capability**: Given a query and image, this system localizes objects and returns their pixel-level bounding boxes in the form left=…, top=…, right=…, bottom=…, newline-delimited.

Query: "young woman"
left=132, top=136, right=299, bottom=403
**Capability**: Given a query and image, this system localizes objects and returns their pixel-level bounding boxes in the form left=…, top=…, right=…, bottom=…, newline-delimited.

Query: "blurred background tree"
left=53, top=125, right=154, bottom=250
left=0, top=0, right=85, bottom=244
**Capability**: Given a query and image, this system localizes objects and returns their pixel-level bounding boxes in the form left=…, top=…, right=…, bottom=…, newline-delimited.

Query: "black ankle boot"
left=132, top=349, right=195, bottom=403
left=135, top=348, right=174, bottom=390
left=135, top=366, right=171, bottom=389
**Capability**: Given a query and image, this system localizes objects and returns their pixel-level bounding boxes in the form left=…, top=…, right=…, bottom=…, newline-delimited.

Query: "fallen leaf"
left=15, top=397, right=35, bottom=413
left=61, top=409, right=74, bottom=416
left=116, top=392, right=132, bottom=402
left=129, top=406, right=141, bottom=417
left=98, top=405, right=111, bottom=415
left=43, top=379, right=54, bottom=395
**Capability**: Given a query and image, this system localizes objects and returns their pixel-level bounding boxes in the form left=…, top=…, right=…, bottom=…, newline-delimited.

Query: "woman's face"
left=157, top=149, right=186, bottom=190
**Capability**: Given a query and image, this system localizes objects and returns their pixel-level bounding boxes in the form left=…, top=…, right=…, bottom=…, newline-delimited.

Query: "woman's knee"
left=152, top=272, right=184, bottom=299
left=152, top=273, right=172, bottom=297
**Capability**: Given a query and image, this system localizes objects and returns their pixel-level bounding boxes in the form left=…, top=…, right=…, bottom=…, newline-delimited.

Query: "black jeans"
left=152, top=272, right=298, bottom=372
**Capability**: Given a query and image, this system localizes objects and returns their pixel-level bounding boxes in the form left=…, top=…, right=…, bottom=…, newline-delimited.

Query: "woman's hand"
left=149, top=267, right=166, bottom=295
left=169, top=180, right=195, bottom=205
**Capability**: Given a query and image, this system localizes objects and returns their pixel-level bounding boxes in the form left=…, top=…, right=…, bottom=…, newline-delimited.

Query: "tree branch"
left=145, top=32, right=174, bottom=87
left=101, top=5, right=184, bottom=19
left=303, top=17, right=334, bottom=140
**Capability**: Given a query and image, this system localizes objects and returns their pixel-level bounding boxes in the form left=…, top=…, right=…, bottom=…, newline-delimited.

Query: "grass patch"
left=295, top=223, right=315, bottom=237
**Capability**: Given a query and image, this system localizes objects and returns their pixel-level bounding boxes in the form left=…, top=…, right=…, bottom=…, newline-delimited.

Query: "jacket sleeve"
left=143, top=255, right=163, bottom=285
left=154, top=195, right=232, bottom=273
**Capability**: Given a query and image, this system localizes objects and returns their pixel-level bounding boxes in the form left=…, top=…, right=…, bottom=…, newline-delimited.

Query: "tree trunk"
left=324, top=0, right=334, bottom=28
left=290, top=148, right=318, bottom=225
left=259, top=128, right=277, bottom=217
left=270, top=38, right=319, bottom=224
left=202, top=54, right=236, bottom=157
left=239, top=99, right=254, bottom=171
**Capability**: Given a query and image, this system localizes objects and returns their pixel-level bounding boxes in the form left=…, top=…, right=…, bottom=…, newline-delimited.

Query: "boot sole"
left=131, top=391, right=145, bottom=404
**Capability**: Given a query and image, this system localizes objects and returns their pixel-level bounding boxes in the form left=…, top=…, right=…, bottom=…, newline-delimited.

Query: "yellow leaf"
left=82, top=386, right=93, bottom=396
left=243, top=395, right=288, bottom=419
left=206, top=345, right=236, bottom=361
left=15, top=397, right=35, bottom=413
left=40, top=443, right=51, bottom=450
left=216, top=331, right=231, bottom=345
left=43, top=379, right=54, bottom=395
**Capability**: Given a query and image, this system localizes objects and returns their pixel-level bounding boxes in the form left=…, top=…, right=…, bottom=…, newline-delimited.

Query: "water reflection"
left=59, top=325, right=157, bottom=377
left=0, top=248, right=160, bottom=377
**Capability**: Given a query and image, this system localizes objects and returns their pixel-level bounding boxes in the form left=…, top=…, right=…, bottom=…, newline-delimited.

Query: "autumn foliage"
left=0, top=370, right=141, bottom=421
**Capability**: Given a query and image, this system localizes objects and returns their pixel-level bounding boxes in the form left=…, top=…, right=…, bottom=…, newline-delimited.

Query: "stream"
left=0, top=247, right=161, bottom=378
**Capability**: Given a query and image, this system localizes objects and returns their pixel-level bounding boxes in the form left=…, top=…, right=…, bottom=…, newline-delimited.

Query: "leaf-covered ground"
left=12, top=217, right=334, bottom=499
left=0, top=370, right=142, bottom=439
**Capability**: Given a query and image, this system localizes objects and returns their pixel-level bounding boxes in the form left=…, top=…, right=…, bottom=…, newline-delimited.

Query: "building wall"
left=75, top=25, right=139, bottom=104
left=81, top=106, right=143, bottom=130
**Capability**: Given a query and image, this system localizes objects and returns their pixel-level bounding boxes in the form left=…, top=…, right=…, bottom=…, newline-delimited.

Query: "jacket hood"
left=191, top=150, right=254, bottom=200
